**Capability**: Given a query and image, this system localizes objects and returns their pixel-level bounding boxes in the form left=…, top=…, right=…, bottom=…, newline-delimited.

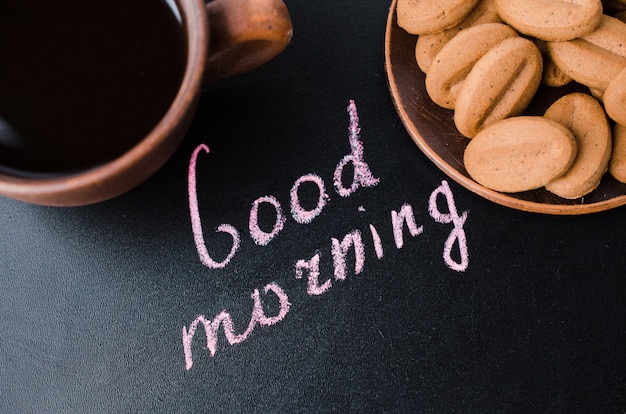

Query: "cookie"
left=547, top=15, right=626, bottom=91
left=494, top=0, right=602, bottom=41
left=397, top=0, right=481, bottom=35
left=454, top=36, right=543, bottom=138
left=603, top=66, right=626, bottom=125
left=532, top=38, right=573, bottom=87
left=589, top=88, right=605, bottom=102
left=542, top=58, right=574, bottom=87
left=543, top=93, right=612, bottom=199
left=464, top=116, right=577, bottom=193
left=425, top=23, right=517, bottom=109
left=609, top=123, right=626, bottom=183
left=415, top=0, right=502, bottom=73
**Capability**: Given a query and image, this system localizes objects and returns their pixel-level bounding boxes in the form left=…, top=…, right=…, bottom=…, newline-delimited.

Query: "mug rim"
left=0, top=0, right=209, bottom=206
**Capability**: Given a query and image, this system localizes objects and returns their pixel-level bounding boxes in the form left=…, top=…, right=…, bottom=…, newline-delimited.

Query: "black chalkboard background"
left=1, top=1, right=625, bottom=413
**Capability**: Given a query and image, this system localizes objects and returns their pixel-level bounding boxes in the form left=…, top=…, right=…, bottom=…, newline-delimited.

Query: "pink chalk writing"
left=391, top=203, right=425, bottom=249
left=249, top=195, right=286, bottom=246
left=187, top=100, right=379, bottom=270
left=334, top=100, right=380, bottom=197
left=291, top=182, right=465, bottom=302
left=188, top=144, right=241, bottom=269
left=332, top=230, right=365, bottom=281
left=428, top=180, right=469, bottom=272
left=183, top=100, right=470, bottom=370
left=369, top=224, right=384, bottom=259
left=290, top=173, right=329, bottom=224
left=295, top=254, right=329, bottom=296
left=182, top=282, right=290, bottom=370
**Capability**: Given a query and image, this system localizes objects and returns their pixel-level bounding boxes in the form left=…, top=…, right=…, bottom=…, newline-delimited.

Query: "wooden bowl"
left=384, top=0, right=626, bottom=214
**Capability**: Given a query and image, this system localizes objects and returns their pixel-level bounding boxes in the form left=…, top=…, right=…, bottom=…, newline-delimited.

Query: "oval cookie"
left=609, top=123, right=626, bottom=183
left=464, top=116, right=577, bottom=193
left=454, top=36, right=543, bottom=138
left=415, top=0, right=502, bottom=73
left=533, top=38, right=573, bottom=87
left=544, top=93, right=612, bottom=199
left=397, top=0, right=481, bottom=35
left=547, top=15, right=626, bottom=91
left=494, top=0, right=602, bottom=41
left=425, top=23, right=518, bottom=109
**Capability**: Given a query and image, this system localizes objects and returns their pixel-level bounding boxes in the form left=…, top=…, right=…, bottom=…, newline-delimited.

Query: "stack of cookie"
left=397, top=0, right=626, bottom=199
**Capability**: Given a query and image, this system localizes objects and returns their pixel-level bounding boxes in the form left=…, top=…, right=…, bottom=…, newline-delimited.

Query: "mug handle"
left=204, top=0, right=293, bottom=82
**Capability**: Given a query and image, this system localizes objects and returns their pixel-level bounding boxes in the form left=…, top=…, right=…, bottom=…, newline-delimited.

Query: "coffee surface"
left=0, top=1, right=187, bottom=176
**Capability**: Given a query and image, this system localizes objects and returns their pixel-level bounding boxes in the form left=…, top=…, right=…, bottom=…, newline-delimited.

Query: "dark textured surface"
left=1, top=1, right=625, bottom=412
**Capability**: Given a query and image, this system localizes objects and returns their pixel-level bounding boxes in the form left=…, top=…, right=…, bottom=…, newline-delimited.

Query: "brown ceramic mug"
left=0, top=0, right=292, bottom=206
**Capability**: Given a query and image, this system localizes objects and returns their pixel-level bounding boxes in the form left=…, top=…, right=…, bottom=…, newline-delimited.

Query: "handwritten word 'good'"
left=188, top=100, right=379, bottom=269
left=183, top=100, right=469, bottom=370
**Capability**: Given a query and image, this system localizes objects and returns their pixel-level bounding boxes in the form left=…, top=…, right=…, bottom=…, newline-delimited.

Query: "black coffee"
left=0, top=0, right=187, bottom=176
